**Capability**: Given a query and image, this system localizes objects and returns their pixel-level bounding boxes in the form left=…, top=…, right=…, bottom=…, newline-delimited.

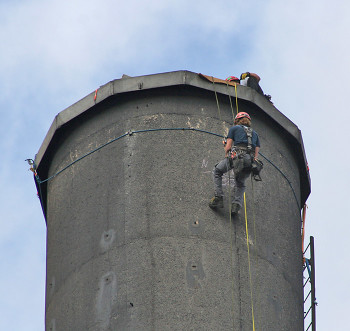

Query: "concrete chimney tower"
left=34, top=71, right=310, bottom=330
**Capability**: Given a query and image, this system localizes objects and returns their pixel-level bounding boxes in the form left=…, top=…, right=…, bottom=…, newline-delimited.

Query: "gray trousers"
left=213, top=157, right=250, bottom=207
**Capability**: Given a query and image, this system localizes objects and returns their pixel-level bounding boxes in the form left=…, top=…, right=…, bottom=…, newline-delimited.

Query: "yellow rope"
left=234, top=83, right=239, bottom=115
left=213, top=77, right=233, bottom=330
left=228, top=171, right=235, bottom=330
left=226, top=82, right=236, bottom=122
left=244, top=192, right=256, bottom=331
left=212, top=76, right=244, bottom=330
left=250, top=176, right=260, bottom=330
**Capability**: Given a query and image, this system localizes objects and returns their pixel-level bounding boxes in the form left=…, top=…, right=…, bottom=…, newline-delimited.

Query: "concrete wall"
left=44, top=85, right=304, bottom=330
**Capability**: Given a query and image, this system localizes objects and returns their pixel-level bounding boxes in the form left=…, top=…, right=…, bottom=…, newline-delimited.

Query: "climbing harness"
left=230, top=147, right=252, bottom=174
left=228, top=126, right=263, bottom=181
left=244, top=126, right=253, bottom=152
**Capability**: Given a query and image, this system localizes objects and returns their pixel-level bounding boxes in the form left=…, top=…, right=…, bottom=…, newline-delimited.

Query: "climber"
left=209, top=112, right=261, bottom=215
left=240, top=72, right=272, bottom=102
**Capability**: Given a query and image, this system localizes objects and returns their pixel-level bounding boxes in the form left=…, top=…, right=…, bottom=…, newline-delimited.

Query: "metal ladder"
left=303, top=236, right=316, bottom=331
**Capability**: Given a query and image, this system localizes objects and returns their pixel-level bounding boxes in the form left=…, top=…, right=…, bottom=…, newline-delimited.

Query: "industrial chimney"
left=34, top=71, right=310, bottom=330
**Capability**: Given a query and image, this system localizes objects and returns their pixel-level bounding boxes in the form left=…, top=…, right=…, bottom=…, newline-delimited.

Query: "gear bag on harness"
left=229, top=126, right=263, bottom=181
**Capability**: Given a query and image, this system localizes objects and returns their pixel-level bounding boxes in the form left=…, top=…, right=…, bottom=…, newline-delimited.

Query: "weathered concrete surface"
left=37, top=72, right=309, bottom=331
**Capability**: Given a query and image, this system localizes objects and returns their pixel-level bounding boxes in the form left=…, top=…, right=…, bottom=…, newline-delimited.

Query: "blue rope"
left=132, top=127, right=224, bottom=138
left=31, top=127, right=301, bottom=214
left=37, top=128, right=224, bottom=184
left=305, top=258, right=311, bottom=279
left=259, top=152, right=301, bottom=210
left=39, top=132, right=129, bottom=184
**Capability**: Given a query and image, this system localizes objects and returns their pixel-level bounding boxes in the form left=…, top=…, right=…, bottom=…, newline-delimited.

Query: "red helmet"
left=225, top=76, right=240, bottom=82
left=235, top=112, right=251, bottom=121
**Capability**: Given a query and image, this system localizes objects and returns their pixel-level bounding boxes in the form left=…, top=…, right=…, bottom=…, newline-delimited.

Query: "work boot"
left=209, top=196, right=223, bottom=209
left=231, top=203, right=241, bottom=215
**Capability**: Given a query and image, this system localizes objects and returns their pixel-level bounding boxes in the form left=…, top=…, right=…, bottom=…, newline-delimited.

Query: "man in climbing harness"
left=209, top=112, right=261, bottom=215
left=240, top=72, right=272, bottom=102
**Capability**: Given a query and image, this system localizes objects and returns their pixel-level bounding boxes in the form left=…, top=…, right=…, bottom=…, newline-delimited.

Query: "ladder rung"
left=304, top=290, right=311, bottom=303
left=304, top=277, right=310, bottom=287
left=304, top=306, right=312, bottom=318
left=303, top=243, right=310, bottom=254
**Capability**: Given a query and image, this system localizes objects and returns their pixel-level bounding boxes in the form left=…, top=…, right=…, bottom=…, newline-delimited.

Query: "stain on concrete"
left=100, top=229, right=116, bottom=253
left=95, top=271, right=117, bottom=330
left=186, top=261, right=205, bottom=288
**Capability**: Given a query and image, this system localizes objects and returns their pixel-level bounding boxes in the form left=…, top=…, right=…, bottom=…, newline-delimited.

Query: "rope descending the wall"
left=211, top=77, right=222, bottom=122
left=243, top=193, right=256, bottom=331
left=213, top=78, right=257, bottom=330
left=225, top=80, right=237, bottom=122
left=211, top=77, right=239, bottom=330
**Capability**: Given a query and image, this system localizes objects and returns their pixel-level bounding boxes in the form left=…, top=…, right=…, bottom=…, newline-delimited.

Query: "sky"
left=1, top=0, right=349, bottom=330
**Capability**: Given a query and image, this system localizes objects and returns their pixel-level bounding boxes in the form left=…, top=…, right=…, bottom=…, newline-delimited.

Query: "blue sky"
left=1, top=1, right=349, bottom=330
